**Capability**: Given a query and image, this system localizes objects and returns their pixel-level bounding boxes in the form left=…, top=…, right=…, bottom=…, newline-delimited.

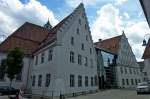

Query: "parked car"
left=136, top=82, right=150, bottom=94
left=0, top=86, right=19, bottom=96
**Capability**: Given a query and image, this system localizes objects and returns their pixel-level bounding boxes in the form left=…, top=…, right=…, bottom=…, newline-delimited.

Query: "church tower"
left=44, top=19, right=52, bottom=30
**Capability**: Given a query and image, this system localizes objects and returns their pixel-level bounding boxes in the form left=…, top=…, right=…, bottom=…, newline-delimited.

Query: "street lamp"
left=142, top=34, right=150, bottom=46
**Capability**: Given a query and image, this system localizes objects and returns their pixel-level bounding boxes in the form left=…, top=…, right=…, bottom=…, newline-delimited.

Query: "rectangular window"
left=94, top=76, right=98, bottom=86
left=70, top=51, right=74, bottom=63
left=90, top=59, right=93, bottom=68
left=126, top=79, right=129, bottom=85
left=131, top=79, right=134, bottom=85
left=32, top=76, right=36, bottom=87
left=41, top=52, right=45, bottom=63
left=81, top=43, right=85, bottom=50
left=45, top=74, right=51, bottom=87
left=79, top=19, right=81, bottom=25
left=38, top=75, right=42, bottom=87
left=70, top=75, right=75, bottom=87
left=71, top=37, right=74, bottom=45
left=90, top=48, right=92, bottom=54
left=86, top=35, right=88, bottom=41
left=125, top=67, right=127, bottom=74
left=78, top=75, right=82, bottom=87
left=48, top=49, right=53, bottom=61
left=84, top=57, right=88, bottom=66
left=122, top=79, right=125, bottom=85
left=35, top=55, right=38, bottom=65
left=78, top=54, right=82, bottom=65
left=129, top=68, right=132, bottom=74
left=91, top=77, right=93, bottom=86
left=85, top=76, right=88, bottom=87
left=135, top=79, right=138, bottom=85
left=120, top=67, right=123, bottom=74
left=77, top=28, right=79, bottom=34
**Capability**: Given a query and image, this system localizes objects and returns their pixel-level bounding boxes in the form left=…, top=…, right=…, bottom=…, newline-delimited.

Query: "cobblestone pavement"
left=67, top=89, right=150, bottom=99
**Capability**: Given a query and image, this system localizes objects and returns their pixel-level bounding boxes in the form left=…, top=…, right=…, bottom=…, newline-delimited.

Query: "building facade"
left=0, top=3, right=98, bottom=96
left=29, top=3, right=98, bottom=96
left=142, top=39, right=150, bottom=81
left=95, top=48, right=117, bottom=89
left=95, top=33, right=142, bottom=88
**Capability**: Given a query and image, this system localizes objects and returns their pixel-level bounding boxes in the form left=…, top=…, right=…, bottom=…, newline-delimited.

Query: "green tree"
left=6, top=48, right=23, bottom=87
left=0, top=59, right=7, bottom=80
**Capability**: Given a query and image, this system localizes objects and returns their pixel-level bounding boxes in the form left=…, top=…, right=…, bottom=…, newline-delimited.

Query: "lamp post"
left=142, top=34, right=150, bottom=46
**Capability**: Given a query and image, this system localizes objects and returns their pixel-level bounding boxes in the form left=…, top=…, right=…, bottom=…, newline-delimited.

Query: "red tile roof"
left=94, top=35, right=121, bottom=54
left=142, top=39, right=150, bottom=59
left=0, top=22, right=49, bottom=55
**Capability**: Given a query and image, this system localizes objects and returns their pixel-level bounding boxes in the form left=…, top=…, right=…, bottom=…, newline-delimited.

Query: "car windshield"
left=138, top=82, right=148, bottom=86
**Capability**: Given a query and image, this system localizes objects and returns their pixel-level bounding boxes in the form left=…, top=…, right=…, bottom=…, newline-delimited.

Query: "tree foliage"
left=0, top=48, right=23, bottom=86
left=6, top=48, right=23, bottom=86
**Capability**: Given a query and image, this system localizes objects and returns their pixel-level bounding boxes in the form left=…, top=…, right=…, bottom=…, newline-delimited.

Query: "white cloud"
left=115, top=0, right=128, bottom=6
left=65, top=0, right=113, bottom=8
left=0, top=0, right=58, bottom=36
left=91, top=3, right=149, bottom=61
left=123, top=12, right=130, bottom=19
left=91, top=4, right=123, bottom=42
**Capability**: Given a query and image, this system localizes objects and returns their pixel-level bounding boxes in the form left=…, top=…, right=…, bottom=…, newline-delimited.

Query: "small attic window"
left=79, top=19, right=81, bottom=25
left=86, top=35, right=88, bottom=41
left=77, top=28, right=79, bottom=34
left=85, top=24, right=87, bottom=29
left=82, top=13, right=84, bottom=18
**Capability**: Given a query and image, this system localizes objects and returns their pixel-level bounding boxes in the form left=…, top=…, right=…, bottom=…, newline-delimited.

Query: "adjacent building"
left=95, top=33, right=142, bottom=88
left=142, top=39, right=150, bottom=81
left=0, top=22, right=50, bottom=89
left=140, top=0, right=150, bottom=82
left=95, top=47, right=117, bottom=89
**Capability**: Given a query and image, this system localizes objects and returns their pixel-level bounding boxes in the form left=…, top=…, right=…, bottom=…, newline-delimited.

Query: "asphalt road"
left=67, top=89, right=150, bottom=99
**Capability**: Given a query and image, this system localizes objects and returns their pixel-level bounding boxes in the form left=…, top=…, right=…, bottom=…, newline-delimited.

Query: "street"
left=0, top=89, right=150, bottom=99
left=68, top=89, right=150, bottom=99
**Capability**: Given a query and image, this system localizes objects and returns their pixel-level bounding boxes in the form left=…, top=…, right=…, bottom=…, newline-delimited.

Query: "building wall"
left=143, top=59, right=150, bottom=81
left=56, top=8, right=98, bottom=95
left=29, top=4, right=98, bottom=96
left=0, top=52, right=31, bottom=89
left=116, top=35, right=142, bottom=88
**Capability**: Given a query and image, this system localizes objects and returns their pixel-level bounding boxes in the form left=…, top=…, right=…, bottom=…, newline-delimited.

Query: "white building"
left=0, top=3, right=98, bottom=96
left=95, top=33, right=142, bottom=88
left=29, top=3, right=98, bottom=96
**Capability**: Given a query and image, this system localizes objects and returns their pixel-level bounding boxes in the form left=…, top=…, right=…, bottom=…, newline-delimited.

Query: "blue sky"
left=0, top=0, right=149, bottom=61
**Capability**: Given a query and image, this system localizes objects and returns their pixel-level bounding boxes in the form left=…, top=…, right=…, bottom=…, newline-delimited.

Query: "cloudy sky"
left=0, top=0, right=149, bottom=61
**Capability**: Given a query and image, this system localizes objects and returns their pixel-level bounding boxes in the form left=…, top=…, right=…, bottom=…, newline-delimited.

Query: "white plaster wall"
left=115, top=35, right=142, bottom=88
left=56, top=7, right=98, bottom=95
left=0, top=52, right=31, bottom=89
